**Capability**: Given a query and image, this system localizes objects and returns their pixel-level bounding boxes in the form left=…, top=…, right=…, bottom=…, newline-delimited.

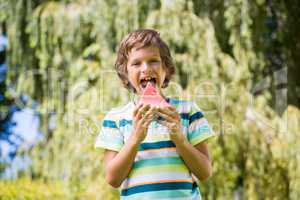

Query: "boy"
left=95, top=29, right=215, bottom=199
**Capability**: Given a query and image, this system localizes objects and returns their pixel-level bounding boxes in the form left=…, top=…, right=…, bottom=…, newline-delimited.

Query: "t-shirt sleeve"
left=94, top=113, right=124, bottom=152
left=187, top=101, right=215, bottom=146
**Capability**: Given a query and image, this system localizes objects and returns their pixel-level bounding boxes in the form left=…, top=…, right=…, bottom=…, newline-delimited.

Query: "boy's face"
left=126, top=45, right=166, bottom=95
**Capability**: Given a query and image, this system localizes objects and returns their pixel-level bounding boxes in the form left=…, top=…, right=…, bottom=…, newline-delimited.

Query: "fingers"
left=138, top=106, right=156, bottom=129
left=158, top=106, right=177, bottom=116
left=133, top=104, right=143, bottom=117
left=142, top=118, right=152, bottom=128
left=157, top=107, right=179, bottom=122
left=141, top=106, right=156, bottom=122
left=135, top=104, right=150, bottom=119
left=156, top=106, right=181, bottom=132
left=156, top=111, right=174, bottom=122
left=166, top=105, right=176, bottom=111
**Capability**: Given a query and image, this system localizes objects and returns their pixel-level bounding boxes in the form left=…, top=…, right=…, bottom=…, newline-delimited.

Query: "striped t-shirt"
left=95, top=97, right=215, bottom=200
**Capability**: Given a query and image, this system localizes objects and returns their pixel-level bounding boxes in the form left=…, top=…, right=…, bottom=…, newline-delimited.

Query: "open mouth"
left=140, top=77, right=157, bottom=89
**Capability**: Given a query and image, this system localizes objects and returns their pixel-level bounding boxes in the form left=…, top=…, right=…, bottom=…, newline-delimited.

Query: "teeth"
left=140, top=77, right=156, bottom=88
left=141, top=77, right=154, bottom=81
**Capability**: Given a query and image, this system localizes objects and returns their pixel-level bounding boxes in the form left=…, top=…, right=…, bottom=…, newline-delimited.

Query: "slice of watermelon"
left=139, top=82, right=171, bottom=107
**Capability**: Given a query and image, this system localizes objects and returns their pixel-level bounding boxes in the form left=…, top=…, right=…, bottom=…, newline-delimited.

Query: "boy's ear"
left=161, top=67, right=170, bottom=88
left=123, top=79, right=137, bottom=93
left=128, top=82, right=137, bottom=93
left=124, top=79, right=130, bottom=89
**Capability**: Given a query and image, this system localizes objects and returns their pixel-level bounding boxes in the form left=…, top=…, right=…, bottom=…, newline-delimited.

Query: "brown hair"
left=115, top=29, right=175, bottom=92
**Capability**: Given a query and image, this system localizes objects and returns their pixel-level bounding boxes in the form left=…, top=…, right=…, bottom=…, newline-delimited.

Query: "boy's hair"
left=115, top=29, right=175, bottom=92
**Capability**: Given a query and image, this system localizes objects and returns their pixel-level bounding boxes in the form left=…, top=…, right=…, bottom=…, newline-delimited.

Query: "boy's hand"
left=131, top=104, right=157, bottom=144
left=156, top=106, right=185, bottom=144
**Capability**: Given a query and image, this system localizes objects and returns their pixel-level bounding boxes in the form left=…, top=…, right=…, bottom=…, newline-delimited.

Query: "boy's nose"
left=141, top=62, right=152, bottom=72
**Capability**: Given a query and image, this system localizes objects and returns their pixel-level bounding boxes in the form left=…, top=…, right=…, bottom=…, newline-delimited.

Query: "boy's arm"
left=103, top=139, right=139, bottom=188
left=157, top=106, right=213, bottom=181
left=173, top=139, right=212, bottom=181
left=103, top=104, right=157, bottom=188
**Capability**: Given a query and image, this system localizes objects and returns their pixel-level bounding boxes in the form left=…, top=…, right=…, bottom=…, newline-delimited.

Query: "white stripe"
left=135, top=148, right=179, bottom=161
left=189, top=118, right=209, bottom=132
left=175, top=102, right=193, bottom=113
left=121, top=172, right=192, bottom=189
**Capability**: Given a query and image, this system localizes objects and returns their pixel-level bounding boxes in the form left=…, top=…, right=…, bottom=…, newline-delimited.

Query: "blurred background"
left=0, top=0, right=299, bottom=199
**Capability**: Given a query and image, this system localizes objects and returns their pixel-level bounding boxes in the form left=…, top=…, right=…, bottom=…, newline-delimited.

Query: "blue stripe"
left=139, top=141, right=175, bottom=151
left=157, top=114, right=189, bottom=121
left=121, top=182, right=194, bottom=196
left=189, top=112, right=204, bottom=124
left=180, top=113, right=189, bottom=120
left=192, top=182, right=198, bottom=191
left=168, top=98, right=189, bottom=105
left=103, top=120, right=117, bottom=128
left=119, top=119, right=132, bottom=127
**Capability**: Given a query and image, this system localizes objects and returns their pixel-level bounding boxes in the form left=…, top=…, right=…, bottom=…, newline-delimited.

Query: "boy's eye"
left=131, top=62, right=140, bottom=67
left=130, top=59, right=160, bottom=67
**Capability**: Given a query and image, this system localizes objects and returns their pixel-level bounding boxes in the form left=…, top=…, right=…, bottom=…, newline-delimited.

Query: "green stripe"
left=189, top=125, right=211, bottom=141
left=190, top=132, right=215, bottom=146
left=144, top=134, right=170, bottom=142
left=128, top=164, right=189, bottom=177
left=180, top=118, right=189, bottom=127
left=133, top=157, right=184, bottom=169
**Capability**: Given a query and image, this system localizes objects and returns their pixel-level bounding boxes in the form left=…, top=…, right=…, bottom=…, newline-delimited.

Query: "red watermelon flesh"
left=139, top=82, right=170, bottom=107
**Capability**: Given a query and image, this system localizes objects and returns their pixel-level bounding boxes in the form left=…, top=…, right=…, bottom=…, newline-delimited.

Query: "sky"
left=0, top=108, right=43, bottom=179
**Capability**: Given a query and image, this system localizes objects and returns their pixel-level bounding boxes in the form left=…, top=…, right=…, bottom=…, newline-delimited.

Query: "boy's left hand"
left=156, top=106, right=185, bottom=144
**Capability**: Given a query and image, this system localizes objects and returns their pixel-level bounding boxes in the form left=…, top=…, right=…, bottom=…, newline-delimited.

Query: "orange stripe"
left=127, top=179, right=193, bottom=188
left=141, top=147, right=176, bottom=152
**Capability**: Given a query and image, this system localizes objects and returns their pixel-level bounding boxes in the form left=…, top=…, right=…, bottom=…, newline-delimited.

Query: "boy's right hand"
left=131, top=104, right=157, bottom=144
